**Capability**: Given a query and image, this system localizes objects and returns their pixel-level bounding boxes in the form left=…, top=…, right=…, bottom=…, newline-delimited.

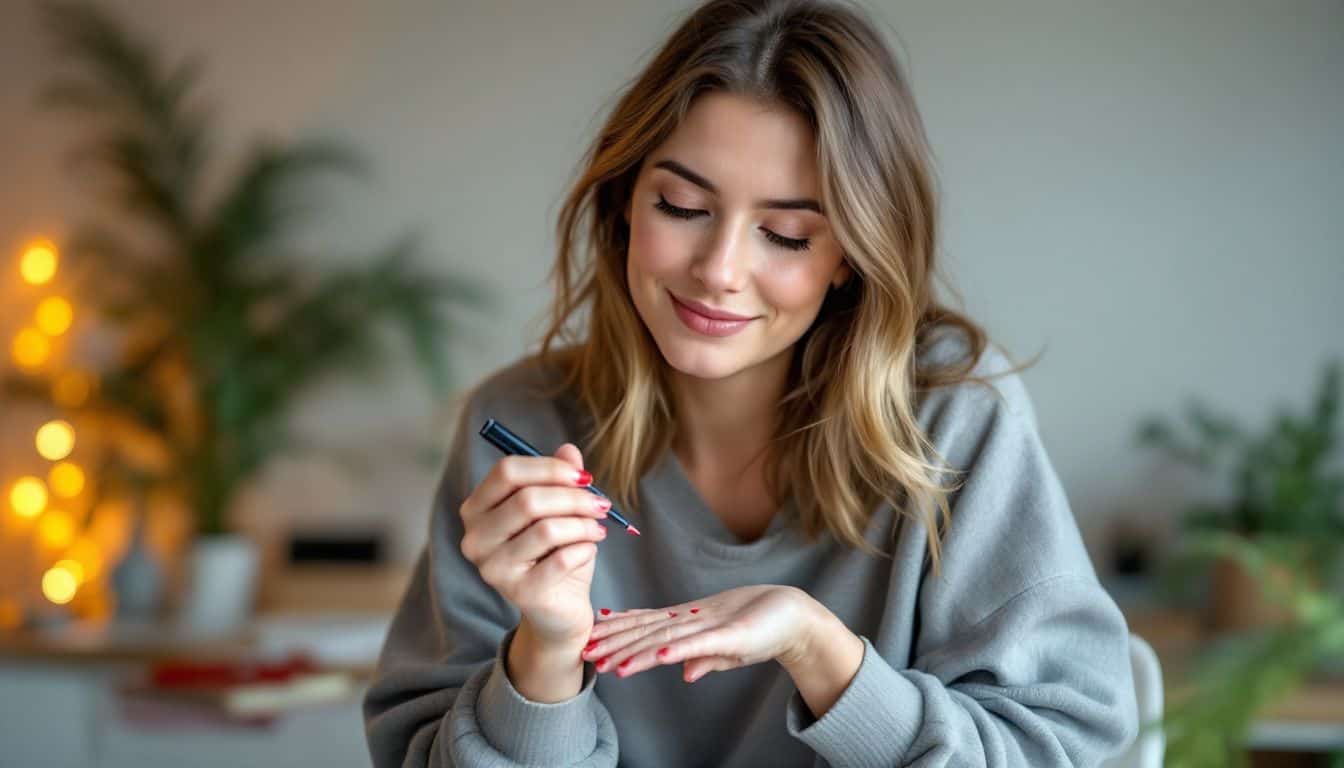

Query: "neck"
left=669, top=349, right=792, bottom=480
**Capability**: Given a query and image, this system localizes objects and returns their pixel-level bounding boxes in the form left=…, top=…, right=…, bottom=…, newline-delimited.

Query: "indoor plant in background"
left=1135, top=360, right=1344, bottom=766
left=1137, top=360, right=1344, bottom=632
left=2, top=2, right=484, bottom=631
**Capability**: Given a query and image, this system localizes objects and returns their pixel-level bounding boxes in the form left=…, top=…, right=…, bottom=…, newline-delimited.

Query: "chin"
left=652, top=331, right=753, bottom=381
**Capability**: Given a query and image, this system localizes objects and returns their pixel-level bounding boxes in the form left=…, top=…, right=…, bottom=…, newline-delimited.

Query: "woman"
left=364, top=0, right=1138, bottom=765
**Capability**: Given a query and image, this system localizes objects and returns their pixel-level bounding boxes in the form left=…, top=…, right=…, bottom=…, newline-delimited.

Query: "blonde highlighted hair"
left=537, top=0, right=1030, bottom=569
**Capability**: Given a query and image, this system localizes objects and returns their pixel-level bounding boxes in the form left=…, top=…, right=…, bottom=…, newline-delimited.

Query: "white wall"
left=2, top=0, right=1341, bottom=569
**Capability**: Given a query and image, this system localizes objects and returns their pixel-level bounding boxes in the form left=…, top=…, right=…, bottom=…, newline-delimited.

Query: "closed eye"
left=653, top=196, right=811, bottom=252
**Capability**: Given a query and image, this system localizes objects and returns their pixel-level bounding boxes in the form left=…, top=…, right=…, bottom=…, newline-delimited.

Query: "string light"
left=53, top=558, right=86, bottom=585
left=11, top=328, right=50, bottom=370
left=38, top=509, right=75, bottom=549
left=20, top=241, right=58, bottom=286
left=67, top=537, right=103, bottom=581
left=48, top=461, right=85, bottom=498
left=35, top=420, right=75, bottom=461
left=9, top=477, right=48, bottom=518
left=41, top=565, right=78, bottom=605
left=35, top=296, right=74, bottom=336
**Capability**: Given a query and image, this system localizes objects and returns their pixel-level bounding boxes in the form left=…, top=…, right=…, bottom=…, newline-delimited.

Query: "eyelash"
left=653, top=196, right=811, bottom=252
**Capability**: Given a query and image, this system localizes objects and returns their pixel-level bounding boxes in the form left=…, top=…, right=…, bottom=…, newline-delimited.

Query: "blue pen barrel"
left=476, top=418, right=640, bottom=535
left=479, top=418, right=542, bottom=457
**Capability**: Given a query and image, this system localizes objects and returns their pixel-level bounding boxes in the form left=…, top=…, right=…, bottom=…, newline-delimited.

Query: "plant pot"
left=1206, top=553, right=1308, bottom=633
left=178, top=533, right=259, bottom=634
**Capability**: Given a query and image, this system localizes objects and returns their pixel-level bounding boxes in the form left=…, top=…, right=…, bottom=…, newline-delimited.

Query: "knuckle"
left=497, top=457, right=522, bottom=485
left=516, top=487, right=545, bottom=518
left=536, top=517, right=565, bottom=545
left=478, top=558, right=502, bottom=588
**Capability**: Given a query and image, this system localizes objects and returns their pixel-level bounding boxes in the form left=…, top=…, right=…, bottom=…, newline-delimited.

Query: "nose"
left=689, top=222, right=749, bottom=293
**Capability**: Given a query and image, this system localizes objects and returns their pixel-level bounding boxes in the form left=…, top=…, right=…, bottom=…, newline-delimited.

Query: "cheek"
left=757, top=261, right=833, bottom=318
left=629, top=214, right=690, bottom=280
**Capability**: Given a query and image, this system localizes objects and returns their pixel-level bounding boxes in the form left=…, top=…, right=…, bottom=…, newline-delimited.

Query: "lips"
left=668, top=291, right=757, bottom=338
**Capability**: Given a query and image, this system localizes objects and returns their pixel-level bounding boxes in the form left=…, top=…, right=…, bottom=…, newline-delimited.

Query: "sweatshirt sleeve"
left=362, top=394, right=620, bottom=767
left=784, top=366, right=1139, bottom=767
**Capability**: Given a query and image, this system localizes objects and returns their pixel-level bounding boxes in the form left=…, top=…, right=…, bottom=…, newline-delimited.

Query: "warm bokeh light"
left=11, top=328, right=51, bottom=369
left=35, top=419, right=76, bottom=461
left=20, top=241, right=58, bottom=285
left=53, top=558, right=86, bottom=585
left=38, top=509, right=75, bottom=549
left=52, top=370, right=94, bottom=408
left=0, top=598, right=20, bottom=629
left=88, top=500, right=131, bottom=560
left=35, top=296, right=74, bottom=336
left=42, top=565, right=78, bottom=605
left=67, top=536, right=104, bottom=581
left=9, top=476, right=48, bottom=518
left=48, top=461, right=86, bottom=498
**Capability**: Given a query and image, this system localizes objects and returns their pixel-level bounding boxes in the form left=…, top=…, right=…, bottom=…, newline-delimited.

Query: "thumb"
left=553, top=442, right=584, bottom=471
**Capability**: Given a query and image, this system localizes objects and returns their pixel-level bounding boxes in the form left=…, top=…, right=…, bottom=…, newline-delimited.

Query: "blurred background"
left=0, top=1, right=1340, bottom=766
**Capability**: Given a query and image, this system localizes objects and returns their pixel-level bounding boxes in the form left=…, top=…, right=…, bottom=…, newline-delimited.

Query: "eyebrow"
left=653, top=159, right=824, bottom=214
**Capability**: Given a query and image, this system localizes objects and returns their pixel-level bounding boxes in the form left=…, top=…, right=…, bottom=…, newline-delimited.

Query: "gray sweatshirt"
left=363, top=339, right=1138, bottom=767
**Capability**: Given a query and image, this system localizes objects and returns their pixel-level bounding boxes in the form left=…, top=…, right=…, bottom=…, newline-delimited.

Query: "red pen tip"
left=627, top=526, right=641, bottom=536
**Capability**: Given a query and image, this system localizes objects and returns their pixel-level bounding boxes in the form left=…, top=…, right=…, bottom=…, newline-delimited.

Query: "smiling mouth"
left=668, top=291, right=757, bottom=337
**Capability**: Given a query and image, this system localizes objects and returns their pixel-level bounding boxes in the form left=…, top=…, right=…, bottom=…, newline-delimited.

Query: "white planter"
left=178, top=534, right=259, bottom=634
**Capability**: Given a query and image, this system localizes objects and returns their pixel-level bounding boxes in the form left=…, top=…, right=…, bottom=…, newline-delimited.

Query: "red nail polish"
left=690, top=608, right=700, bottom=613
left=596, top=657, right=609, bottom=670
left=584, top=641, right=598, bottom=651
left=600, top=608, right=611, bottom=616
left=576, top=470, right=593, bottom=486
left=668, top=611, right=677, bottom=617
left=657, top=647, right=670, bottom=657
left=618, top=658, right=632, bottom=669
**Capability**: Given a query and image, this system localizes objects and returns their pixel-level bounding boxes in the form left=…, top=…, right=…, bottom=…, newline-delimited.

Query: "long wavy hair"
left=537, top=0, right=1030, bottom=568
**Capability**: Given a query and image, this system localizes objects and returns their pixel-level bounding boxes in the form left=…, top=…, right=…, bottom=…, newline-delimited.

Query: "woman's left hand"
left=582, top=585, right=818, bottom=682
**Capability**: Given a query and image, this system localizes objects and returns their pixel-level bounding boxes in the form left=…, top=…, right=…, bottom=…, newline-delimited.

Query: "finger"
left=648, top=624, right=742, bottom=670
left=519, top=540, right=599, bottom=591
left=683, top=655, right=740, bottom=683
left=595, top=607, right=657, bottom=622
left=461, top=455, right=591, bottom=525
left=589, top=604, right=696, bottom=640
left=583, top=614, right=705, bottom=669
left=468, top=485, right=610, bottom=557
left=553, top=442, right=584, bottom=471
left=499, top=514, right=608, bottom=566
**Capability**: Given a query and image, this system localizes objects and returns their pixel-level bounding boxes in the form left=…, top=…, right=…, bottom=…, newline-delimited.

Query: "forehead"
left=648, top=91, right=819, bottom=198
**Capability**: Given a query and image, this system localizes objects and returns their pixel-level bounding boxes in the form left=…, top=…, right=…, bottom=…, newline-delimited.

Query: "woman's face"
left=624, top=91, right=850, bottom=383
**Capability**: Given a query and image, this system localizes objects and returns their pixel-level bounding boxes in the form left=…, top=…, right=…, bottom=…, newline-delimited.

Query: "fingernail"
left=668, top=611, right=677, bottom=617
left=576, top=470, right=593, bottom=486
left=596, top=657, right=609, bottom=671
left=599, top=608, right=611, bottom=616
left=584, top=641, right=599, bottom=652
left=657, top=647, right=670, bottom=658
left=593, top=497, right=611, bottom=512
left=618, top=659, right=632, bottom=671
left=690, top=608, right=700, bottom=613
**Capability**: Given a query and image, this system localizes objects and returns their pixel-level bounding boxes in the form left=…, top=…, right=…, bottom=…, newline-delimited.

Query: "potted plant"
left=3, top=1, right=485, bottom=631
left=1136, top=360, right=1343, bottom=632
left=1156, top=532, right=1344, bottom=768
left=1135, top=361, right=1344, bottom=766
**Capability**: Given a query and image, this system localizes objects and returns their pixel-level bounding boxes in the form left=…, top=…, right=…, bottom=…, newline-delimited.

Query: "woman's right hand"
left=458, top=443, right=611, bottom=649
